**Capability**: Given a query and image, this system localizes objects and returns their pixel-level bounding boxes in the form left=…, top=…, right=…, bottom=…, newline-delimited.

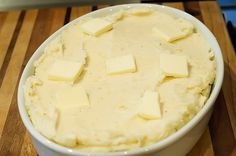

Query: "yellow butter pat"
left=48, top=60, right=83, bottom=83
left=54, top=134, right=77, bottom=147
left=80, top=18, right=113, bottom=36
left=138, top=91, right=161, bottom=120
left=153, top=18, right=193, bottom=42
left=128, top=8, right=153, bottom=16
left=160, top=53, right=188, bottom=77
left=57, top=87, right=90, bottom=109
left=106, top=54, right=136, bottom=74
left=104, top=10, right=124, bottom=24
left=28, top=104, right=58, bottom=139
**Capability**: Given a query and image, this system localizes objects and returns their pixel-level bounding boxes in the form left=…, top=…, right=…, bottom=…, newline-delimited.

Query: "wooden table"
left=0, top=1, right=235, bottom=155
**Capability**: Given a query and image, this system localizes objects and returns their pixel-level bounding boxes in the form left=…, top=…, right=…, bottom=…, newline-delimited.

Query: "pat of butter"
left=56, top=87, right=90, bottom=109
left=128, top=8, right=153, bottom=16
left=54, top=134, right=77, bottom=147
left=138, top=91, right=161, bottom=120
left=153, top=19, right=193, bottom=42
left=104, top=10, right=124, bottom=24
left=48, top=60, right=83, bottom=83
left=106, top=55, right=136, bottom=74
left=160, top=53, right=188, bottom=77
left=28, top=104, right=58, bottom=139
left=80, top=18, right=113, bottom=36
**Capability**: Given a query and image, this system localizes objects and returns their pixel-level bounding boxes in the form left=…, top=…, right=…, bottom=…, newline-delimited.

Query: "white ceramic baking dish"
left=18, top=4, right=224, bottom=156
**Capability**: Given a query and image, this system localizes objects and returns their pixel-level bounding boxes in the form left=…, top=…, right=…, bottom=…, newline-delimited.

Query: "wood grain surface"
left=0, top=1, right=235, bottom=156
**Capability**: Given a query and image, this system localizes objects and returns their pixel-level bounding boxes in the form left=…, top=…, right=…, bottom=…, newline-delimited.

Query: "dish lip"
left=17, top=3, right=224, bottom=156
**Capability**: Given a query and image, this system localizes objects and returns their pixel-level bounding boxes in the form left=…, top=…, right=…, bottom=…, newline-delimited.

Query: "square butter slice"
left=160, top=53, right=188, bottom=77
left=80, top=18, right=113, bottom=36
left=128, top=8, right=153, bottom=16
left=153, top=18, right=194, bottom=42
left=57, top=87, right=90, bottom=109
left=106, top=54, right=136, bottom=75
left=53, top=134, right=77, bottom=147
left=138, top=91, right=161, bottom=120
left=48, top=59, right=83, bottom=83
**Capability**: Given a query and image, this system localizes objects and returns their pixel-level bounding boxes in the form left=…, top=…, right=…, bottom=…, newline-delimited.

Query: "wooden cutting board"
left=0, top=1, right=235, bottom=155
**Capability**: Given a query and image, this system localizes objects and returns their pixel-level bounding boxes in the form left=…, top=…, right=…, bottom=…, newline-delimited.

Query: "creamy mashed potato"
left=23, top=8, right=216, bottom=152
